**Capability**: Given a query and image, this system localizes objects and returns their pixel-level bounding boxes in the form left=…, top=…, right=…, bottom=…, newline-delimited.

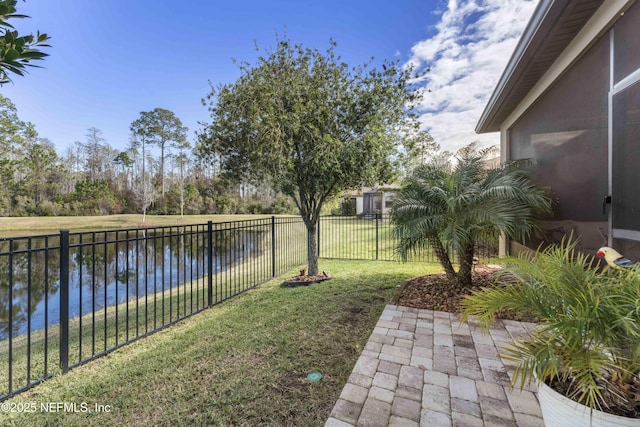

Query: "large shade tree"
left=391, top=143, right=552, bottom=287
left=198, top=37, right=420, bottom=276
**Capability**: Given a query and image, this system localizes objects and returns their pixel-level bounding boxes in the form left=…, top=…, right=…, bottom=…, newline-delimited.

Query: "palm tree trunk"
left=429, top=236, right=456, bottom=282
left=456, top=242, right=476, bottom=287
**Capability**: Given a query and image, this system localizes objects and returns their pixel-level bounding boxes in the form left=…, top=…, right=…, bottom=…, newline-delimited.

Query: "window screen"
left=509, top=35, right=610, bottom=222
left=612, top=81, right=640, bottom=231
left=614, top=2, right=640, bottom=84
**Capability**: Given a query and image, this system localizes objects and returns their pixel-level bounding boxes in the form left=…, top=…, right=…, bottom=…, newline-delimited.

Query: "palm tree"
left=461, top=237, right=640, bottom=414
left=391, top=142, right=552, bottom=287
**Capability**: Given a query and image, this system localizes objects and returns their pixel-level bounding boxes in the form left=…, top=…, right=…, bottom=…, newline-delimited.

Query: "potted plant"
left=460, top=238, right=640, bottom=426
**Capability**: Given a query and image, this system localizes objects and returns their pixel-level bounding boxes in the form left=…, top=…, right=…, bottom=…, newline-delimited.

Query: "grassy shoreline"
left=3, top=260, right=440, bottom=426
left=0, top=266, right=246, bottom=391
left=0, top=214, right=283, bottom=237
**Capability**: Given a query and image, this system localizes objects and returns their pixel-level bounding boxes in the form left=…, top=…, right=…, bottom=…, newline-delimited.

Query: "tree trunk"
left=429, top=235, right=457, bottom=282
left=456, top=242, right=476, bottom=287
left=160, top=144, right=165, bottom=211
left=306, top=221, right=318, bottom=276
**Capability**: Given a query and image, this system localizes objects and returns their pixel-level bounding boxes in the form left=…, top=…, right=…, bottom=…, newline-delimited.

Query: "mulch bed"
left=281, top=272, right=332, bottom=288
left=394, top=264, right=537, bottom=322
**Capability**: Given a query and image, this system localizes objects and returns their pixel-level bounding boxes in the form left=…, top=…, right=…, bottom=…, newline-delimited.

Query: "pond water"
left=0, top=229, right=266, bottom=340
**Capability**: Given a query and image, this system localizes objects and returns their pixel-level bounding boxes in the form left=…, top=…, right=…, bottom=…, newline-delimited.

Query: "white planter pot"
left=538, top=380, right=640, bottom=427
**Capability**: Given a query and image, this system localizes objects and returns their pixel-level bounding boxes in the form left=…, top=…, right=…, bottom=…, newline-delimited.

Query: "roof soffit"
left=476, top=0, right=605, bottom=133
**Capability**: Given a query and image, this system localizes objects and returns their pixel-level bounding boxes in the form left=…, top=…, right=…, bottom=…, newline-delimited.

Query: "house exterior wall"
left=499, top=1, right=635, bottom=132
left=355, top=197, right=363, bottom=215
left=497, top=0, right=640, bottom=257
left=362, top=192, right=395, bottom=216
left=509, top=34, right=609, bottom=224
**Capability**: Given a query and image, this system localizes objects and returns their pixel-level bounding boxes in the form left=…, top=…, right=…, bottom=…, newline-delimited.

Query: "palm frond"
left=462, top=237, right=640, bottom=410
left=391, top=142, right=551, bottom=282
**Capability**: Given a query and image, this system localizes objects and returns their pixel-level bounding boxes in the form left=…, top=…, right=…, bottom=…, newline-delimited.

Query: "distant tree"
left=22, top=138, right=62, bottom=204
left=113, top=151, right=134, bottom=192
left=72, top=179, right=116, bottom=215
left=193, top=140, right=220, bottom=180
left=132, top=173, right=156, bottom=221
left=403, top=130, right=439, bottom=173
left=170, top=139, right=191, bottom=217
left=199, top=37, right=420, bottom=275
left=130, top=115, right=156, bottom=221
left=0, top=0, right=50, bottom=84
left=123, top=136, right=143, bottom=185
left=0, top=94, right=65, bottom=214
left=80, top=127, right=113, bottom=181
left=0, top=95, right=32, bottom=211
left=132, top=108, right=187, bottom=211
left=67, top=141, right=84, bottom=174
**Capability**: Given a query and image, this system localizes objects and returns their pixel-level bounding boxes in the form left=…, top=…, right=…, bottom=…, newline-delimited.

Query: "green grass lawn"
left=319, top=217, right=438, bottom=262
left=3, top=259, right=442, bottom=427
left=0, top=264, right=261, bottom=392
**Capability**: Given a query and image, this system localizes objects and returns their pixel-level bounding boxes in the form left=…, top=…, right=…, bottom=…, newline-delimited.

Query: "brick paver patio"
left=325, top=305, right=544, bottom=427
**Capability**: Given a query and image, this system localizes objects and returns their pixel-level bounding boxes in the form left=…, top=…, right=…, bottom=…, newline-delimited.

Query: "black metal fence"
left=0, top=214, right=496, bottom=401
left=319, top=215, right=498, bottom=262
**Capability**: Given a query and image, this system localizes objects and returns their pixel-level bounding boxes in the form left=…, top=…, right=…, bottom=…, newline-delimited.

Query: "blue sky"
left=1, top=0, right=537, bottom=155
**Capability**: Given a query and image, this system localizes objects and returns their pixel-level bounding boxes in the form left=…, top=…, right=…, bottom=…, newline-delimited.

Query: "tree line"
left=0, top=95, right=297, bottom=217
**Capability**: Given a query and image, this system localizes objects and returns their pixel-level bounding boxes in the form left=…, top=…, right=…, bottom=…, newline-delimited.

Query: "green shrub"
left=461, top=237, right=640, bottom=414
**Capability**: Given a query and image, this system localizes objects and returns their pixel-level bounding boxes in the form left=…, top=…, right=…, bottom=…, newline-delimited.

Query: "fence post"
left=271, top=216, right=276, bottom=277
left=375, top=213, right=379, bottom=260
left=207, top=221, right=213, bottom=306
left=59, top=229, right=70, bottom=374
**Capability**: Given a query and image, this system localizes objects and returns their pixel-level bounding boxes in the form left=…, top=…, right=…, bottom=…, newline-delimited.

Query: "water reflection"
left=0, top=228, right=266, bottom=340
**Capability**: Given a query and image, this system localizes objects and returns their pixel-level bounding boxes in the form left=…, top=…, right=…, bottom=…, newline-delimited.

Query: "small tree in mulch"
left=198, top=35, right=420, bottom=277
left=390, top=142, right=552, bottom=288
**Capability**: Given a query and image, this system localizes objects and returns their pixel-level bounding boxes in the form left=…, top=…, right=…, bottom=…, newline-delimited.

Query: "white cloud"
left=405, top=0, right=538, bottom=153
